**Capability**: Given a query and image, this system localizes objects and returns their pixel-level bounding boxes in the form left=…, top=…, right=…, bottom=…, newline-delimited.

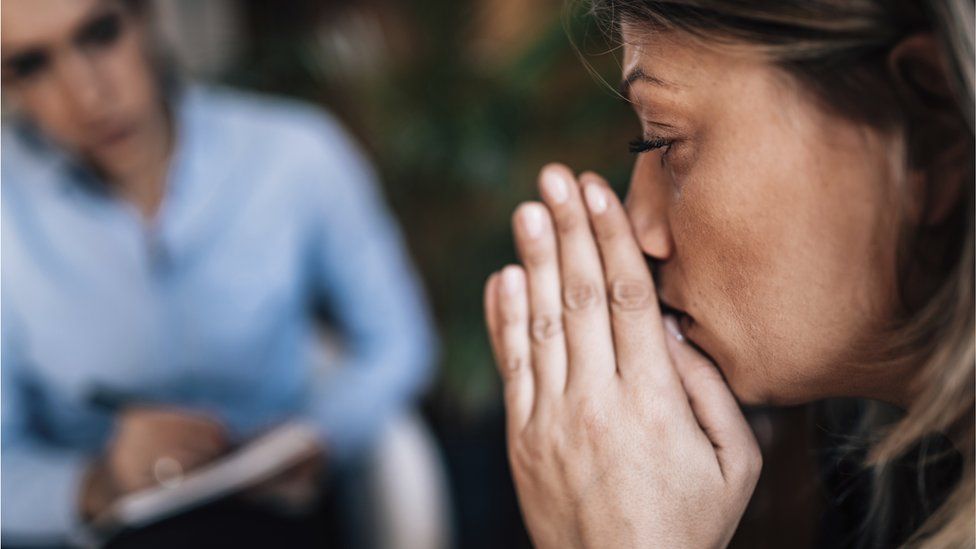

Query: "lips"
left=659, top=294, right=702, bottom=350
left=651, top=264, right=703, bottom=356
left=658, top=296, right=722, bottom=369
left=658, top=295, right=690, bottom=325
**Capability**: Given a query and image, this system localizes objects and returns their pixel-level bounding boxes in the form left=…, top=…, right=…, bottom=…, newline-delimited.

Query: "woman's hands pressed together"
left=484, top=164, right=762, bottom=549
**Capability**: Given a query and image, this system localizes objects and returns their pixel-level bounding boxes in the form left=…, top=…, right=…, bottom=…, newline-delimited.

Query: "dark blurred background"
left=153, top=1, right=638, bottom=546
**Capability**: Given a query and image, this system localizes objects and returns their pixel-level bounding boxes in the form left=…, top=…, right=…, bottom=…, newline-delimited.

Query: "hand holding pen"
left=80, top=390, right=229, bottom=521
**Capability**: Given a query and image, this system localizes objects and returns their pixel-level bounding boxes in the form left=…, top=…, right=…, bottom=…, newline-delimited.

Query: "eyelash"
left=628, top=136, right=674, bottom=155
left=8, top=53, right=48, bottom=80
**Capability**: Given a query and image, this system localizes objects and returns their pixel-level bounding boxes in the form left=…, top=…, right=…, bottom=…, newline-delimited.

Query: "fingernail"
left=584, top=184, right=607, bottom=214
left=542, top=170, right=569, bottom=204
left=663, top=315, right=685, bottom=342
left=521, top=205, right=544, bottom=239
left=502, top=266, right=524, bottom=295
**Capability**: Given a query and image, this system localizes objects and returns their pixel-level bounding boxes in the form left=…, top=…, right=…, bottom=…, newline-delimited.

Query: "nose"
left=624, top=154, right=674, bottom=261
left=54, top=50, right=109, bottom=121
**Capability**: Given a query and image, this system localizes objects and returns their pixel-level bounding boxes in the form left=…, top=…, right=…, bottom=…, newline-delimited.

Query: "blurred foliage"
left=225, top=0, right=638, bottom=421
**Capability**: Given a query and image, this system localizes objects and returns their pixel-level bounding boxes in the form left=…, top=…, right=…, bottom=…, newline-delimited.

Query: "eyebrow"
left=1, top=3, right=116, bottom=63
left=619, top=67, right=675, bottom=99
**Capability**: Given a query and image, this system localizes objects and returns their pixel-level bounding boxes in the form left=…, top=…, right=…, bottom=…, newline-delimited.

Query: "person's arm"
left=302, top=115, right=438, bottom=462
left=1, top=313, right=92, bottom=544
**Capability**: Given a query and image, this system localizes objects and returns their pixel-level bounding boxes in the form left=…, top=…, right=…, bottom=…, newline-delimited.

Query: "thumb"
left=662, top=316, right=761, bottom=482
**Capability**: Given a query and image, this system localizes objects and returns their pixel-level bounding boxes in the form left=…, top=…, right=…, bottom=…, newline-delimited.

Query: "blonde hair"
left=588, top=0, right=975, bottom=545
left=867, top=3, right=975, bottom=547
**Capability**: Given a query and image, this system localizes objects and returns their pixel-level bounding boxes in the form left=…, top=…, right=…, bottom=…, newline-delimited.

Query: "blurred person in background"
left=485, top=0, right=973, bottom=547
left=1, top=0, right=439, bottom=547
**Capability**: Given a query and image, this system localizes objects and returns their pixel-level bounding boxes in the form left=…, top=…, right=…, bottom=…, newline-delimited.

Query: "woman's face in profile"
left=621, top=27, right=909, bottom=406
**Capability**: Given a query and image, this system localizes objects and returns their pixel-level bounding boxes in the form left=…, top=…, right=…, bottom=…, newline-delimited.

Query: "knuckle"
left=608, top=278, right=653, bottom=311
left=499, top=304, right=524, bottom=326
left=563, top=279, right=602, bottom=311
left=554, top=211, right=583, bottom=234
left=511, top=428, right=547, bottom=466
left=522, top=245, right=552, bottom=269
left=592, top=217, right=621, bottom=239
left=573, top=396, right=610, bottom=439
left=530, top=313, right=563, bottom=342
left=499, top=356, right=526, bottom=380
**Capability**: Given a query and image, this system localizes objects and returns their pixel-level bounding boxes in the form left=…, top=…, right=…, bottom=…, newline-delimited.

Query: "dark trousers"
left=2, top=463, right=371, bottom=549
left=100, top=455, right=382, bottom=549
left=101, top=496, right=339, bottom=549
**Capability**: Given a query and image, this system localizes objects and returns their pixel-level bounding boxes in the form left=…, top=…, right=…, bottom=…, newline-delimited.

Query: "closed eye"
left=628, top=136, right=673, bottom=155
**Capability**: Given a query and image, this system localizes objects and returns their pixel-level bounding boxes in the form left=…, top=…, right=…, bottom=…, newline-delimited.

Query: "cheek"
left=19, top=85, right=80, bottom=145
left=101, top=34, right=156, bottom=112
left=671, top=126, right=900, bottom=404
left=670, top=180, right=781, bottom=392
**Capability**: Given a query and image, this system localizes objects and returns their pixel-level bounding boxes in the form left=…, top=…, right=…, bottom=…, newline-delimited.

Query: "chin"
left=726, top=374, right=817, bottom=407
left=720, top=366, right=784, bottom=407
left=725, top=378, right=766, bottom=406
left=683, top=320, right=809, bottom=407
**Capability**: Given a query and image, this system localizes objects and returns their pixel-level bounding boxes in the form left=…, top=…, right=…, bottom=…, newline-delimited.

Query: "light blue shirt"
left=1, top=84, right=437, bottom=544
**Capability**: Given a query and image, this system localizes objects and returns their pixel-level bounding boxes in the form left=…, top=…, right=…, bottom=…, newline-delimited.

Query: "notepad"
left=93, top=422, right=321, bottom=533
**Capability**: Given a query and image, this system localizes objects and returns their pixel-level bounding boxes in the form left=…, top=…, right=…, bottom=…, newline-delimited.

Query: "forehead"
left=2, top=0, right=104, bottom=48
left=619, top=24, right=758, bottom=92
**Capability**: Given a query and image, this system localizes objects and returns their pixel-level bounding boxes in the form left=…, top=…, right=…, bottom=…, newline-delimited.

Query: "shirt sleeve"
left=301, top=115, right=439, bottom=462
left=1, top=310, right=91, bottom=545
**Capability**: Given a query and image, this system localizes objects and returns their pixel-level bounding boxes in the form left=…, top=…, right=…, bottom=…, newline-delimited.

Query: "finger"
left=494, top=265, right=535, bottom=431
left=173, top=419, right=228, bottom=462
left=155, top=431, right=220, bottom=463
left=182, top=430, right=226, bottom=459
left=169, top=446, right=214, bottom=473
left=486, top=269, right=533, bottom=427
left=579, top=172, right=675, bottom=385
left=663, top=316, right=761, bottom=483
left=513, top=202, right=567, bottom=399
left=485, top=272, right=503, bottom=361
left=181, top=416, right=228, bottom=452
left=537, top=164, right=615, bottom=388
left=152, top=415, right=226, bottom=461
left=155, top=410, right=225, bottom=440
